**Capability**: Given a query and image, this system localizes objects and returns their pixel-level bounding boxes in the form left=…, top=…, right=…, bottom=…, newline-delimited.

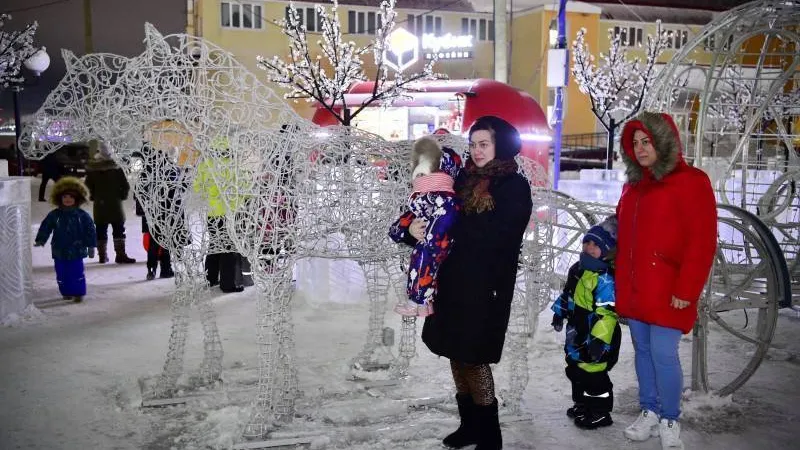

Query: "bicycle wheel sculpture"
left=647, top=0, right=799, bottom=308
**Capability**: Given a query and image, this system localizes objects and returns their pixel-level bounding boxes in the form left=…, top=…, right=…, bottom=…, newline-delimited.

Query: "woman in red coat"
left=615, top=112, right=717, bottom=450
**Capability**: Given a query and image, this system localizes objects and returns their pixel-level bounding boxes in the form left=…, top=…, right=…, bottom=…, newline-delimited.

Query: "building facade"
left=188, top=0, right=726, bottom=135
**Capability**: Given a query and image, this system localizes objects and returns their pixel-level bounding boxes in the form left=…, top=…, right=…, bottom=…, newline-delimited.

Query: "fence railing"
left=553, top=132, right=611, bottom=171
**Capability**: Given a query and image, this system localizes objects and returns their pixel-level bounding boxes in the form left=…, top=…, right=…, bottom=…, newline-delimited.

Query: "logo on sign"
left=384, top=28, right=420, bottom=72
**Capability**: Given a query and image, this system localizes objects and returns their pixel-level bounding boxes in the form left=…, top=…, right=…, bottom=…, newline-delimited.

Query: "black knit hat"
left=468, top=116, right=522, bottom=161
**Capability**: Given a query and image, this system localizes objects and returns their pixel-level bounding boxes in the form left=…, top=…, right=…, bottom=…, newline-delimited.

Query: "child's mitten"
left=88, top=247, right=96, bottom=258
left=588, top=339, right=610, bottom=362
left=551, top=314, right=564, bottom=332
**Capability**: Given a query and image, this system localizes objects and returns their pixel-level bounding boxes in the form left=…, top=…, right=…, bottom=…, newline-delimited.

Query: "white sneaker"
left=624, top=409, right=660, bottom=441
left=659, top=418, right=685, bottom=450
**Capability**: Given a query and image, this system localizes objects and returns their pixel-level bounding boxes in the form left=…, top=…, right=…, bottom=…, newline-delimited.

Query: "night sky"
left=0, top=0, right=186, bottom=122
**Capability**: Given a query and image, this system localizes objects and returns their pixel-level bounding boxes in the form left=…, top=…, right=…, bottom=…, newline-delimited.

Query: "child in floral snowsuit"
left=34, top=177, right=97, bottom=302
left=389, top=137, right=462, bottom=317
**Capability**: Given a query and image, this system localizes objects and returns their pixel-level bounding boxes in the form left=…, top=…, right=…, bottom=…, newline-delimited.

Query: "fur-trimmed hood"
left=620, top=112, right=685, bottom=183
left=50, top=176, right=90, bottom=206
left=411, top=137, right=461, bottom=180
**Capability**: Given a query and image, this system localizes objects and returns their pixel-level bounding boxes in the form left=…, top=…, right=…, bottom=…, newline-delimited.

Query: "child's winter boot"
left=146, top=267, right=156, bottom=280
left=574, top=410, right=613, bottom=429
left=567, top=403, right=587, bottom=419
left=442, top=393, right=477, bottom=448
left=113, top=238, right=136, bottom=264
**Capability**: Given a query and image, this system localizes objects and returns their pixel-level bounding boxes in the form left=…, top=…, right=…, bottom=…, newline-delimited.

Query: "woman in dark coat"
left=84, top=140, right=136, bottom=264
left=407, top=116, right=533, bottom=449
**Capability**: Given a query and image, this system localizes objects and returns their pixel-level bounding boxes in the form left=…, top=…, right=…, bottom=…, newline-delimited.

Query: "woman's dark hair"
left=468, top=116, right=521, bottom=160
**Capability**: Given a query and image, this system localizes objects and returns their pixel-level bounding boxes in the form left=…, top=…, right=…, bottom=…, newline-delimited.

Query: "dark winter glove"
left=551, top=314, right=564, bottom=332
left=587, top=339, right=610, bottom=362
left=88, top=247, right=96, bottom=259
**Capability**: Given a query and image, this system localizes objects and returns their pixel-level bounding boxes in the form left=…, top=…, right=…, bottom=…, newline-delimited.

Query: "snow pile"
left=1, top=304, right=45, bottom=327
left=681, top=391, right=743, bottom=432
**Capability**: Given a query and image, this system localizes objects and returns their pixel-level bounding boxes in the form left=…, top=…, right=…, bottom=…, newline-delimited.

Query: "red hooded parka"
left=615, top=112, right=718, bottom=334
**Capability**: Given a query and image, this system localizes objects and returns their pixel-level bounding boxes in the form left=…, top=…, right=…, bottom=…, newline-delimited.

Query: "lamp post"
left=13, top=47, right=50, bottom=176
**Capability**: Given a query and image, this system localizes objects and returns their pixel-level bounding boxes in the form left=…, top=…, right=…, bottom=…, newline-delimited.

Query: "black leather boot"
left=474, top=399, right=502, bottom=450
left=159, top=251, right=174, bottom=279
left=443, top=393, right=477, bottom=448
left=113, top=238, right=136, bottom=264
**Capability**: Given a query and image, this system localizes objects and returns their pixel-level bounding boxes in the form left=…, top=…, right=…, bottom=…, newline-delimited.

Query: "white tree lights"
left=257, top=0, right=443, bottom=126
left=572, top=21, right=669, bottom=168
left=0, top=14, right=39, bottom=89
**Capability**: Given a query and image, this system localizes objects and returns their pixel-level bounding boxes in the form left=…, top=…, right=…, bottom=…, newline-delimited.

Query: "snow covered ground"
left=1, top=178, right=799, bottom=449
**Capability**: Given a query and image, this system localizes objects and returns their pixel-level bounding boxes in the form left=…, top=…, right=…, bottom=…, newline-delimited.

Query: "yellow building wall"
left=597, top=21, right=713, bottom=65
left=197, top=1, right=496, bottom=121
left=509, top=10, right=545, bottom=103
left=509, top=9, right=601, bottom=135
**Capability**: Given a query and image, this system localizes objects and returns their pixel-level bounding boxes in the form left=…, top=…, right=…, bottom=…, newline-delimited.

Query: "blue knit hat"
left=583, top=216, right=618, bottom=259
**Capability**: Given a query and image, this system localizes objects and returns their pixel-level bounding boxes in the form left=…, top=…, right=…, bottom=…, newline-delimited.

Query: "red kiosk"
left=311, top=78, right=552, bottom=174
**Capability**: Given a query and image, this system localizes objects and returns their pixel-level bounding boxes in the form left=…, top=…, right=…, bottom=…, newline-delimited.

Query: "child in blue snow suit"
left=551, top=216, right=622, bottom=429
left=389, top=137, right=462, bottom=317
left=34, top=177, right=98, bottom=303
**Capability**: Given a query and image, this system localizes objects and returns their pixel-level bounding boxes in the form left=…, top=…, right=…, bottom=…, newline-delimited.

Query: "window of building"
left=349, top=10, right=383, bottom=34
left=613, top=25, right=643, bottom=47
left=461, top=18, right=494, bottom=41
left=667, top=29, right=689, bottom=50
left=408, top=14, right=442, bottom=36
left=703, top=33, right=733, bottom=51
left=285, top=6, right=320, bottom=31
left=222, top=2, right=262, bottom=29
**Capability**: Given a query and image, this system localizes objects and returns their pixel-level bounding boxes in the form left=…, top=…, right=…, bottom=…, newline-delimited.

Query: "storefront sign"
left=386, top=30, right=474, bottom=69
left=422, top=33, right=474, bottom=61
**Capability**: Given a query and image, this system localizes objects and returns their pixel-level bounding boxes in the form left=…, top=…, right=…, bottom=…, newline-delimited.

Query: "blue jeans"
left=628, top=319, right=683, bottom=420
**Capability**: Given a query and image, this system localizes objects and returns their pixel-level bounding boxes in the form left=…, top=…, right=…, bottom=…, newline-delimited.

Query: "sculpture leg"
left=352, top=259, right=393, bottom=371
left=273, top=263, right=299, bottom=422
left=392, top=259, right=417, bottom=378
left=243, top=261, right=296, bottom=437
left=197, top=286, right=224, bottom=384
left=153, top=272, right=192, bottom=398
left=499, top=266, right=531, bottom=415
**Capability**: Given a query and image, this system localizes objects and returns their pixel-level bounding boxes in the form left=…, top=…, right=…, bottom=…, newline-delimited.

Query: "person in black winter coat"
left=38, top=151, right=65, bottom=202
left=84, top=140, right=136, bottom=264
left=134, top=144, right=184, bottom=280
left=403, top=116, right=533, bottom=450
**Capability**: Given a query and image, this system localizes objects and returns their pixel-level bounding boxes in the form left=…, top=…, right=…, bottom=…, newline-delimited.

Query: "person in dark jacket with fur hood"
left=84, top=139, right=136, bottom=264
left=404, top=116, right=533, bottom=449
left=616, top=112, right=717, bottom=450
left=34, top=177, right=97, bottom=302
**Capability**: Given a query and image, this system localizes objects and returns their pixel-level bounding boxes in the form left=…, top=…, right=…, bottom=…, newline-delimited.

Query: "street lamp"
left=13, top=47, right=50, bottom=176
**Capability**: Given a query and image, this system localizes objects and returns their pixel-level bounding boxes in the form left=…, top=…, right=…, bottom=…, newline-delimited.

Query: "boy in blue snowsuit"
left=551, top=216, right=621, bottom=429
left=389, top=137, right=461, bottom=317
left=35, top=177, right=97, bottom=302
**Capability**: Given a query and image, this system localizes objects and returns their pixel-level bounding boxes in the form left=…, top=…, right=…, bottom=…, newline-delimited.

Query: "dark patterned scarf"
left=459, top=158, right=519, bottom=214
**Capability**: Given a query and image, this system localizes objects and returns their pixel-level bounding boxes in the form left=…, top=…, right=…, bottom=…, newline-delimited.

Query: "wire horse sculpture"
left=19, top=24, right=555, bottom=440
